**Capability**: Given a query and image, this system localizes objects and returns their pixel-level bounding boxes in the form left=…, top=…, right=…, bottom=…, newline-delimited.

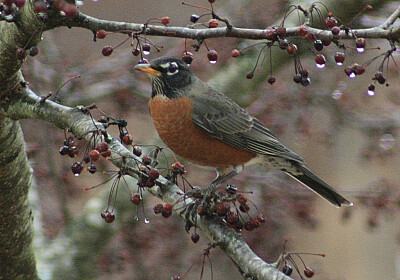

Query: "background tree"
left=1, top=0, right=400, bottom=279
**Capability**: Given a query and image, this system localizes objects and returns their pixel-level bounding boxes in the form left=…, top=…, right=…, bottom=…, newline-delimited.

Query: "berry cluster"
left=195, top=185, right=266, bottom=234
left=276, top=246, right=325, bottom=279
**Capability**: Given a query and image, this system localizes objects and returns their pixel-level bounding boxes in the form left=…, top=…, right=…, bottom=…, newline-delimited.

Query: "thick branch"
left=47, top=6, right=400, bottom=42
left=0, top=85, right=293, bottom=280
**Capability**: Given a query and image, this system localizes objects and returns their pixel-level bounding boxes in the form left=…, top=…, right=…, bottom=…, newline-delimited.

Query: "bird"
left=135, top=56, right=352, bottom=207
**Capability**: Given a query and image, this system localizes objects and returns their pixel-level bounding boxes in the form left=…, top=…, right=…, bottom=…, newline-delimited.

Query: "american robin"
left=135, top=56, right=352, bottom=207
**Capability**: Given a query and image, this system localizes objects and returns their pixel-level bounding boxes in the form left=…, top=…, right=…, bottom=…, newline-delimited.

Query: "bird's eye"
left=168, top=63, right=178, bottom=74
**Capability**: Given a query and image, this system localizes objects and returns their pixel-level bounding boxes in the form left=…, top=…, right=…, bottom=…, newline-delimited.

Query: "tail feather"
left=287, top=165, right=352, bottom=207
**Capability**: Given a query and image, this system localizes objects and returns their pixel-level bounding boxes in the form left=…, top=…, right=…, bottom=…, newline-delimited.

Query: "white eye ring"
left=166, top=62, right=179, bottom=75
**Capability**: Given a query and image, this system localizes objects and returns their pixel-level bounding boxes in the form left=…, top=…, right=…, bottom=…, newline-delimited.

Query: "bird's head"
left=135, top=57, right=194, bottom=98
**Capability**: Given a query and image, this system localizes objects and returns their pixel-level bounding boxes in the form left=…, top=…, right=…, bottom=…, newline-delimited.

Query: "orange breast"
left=148, top=95, right=256, bottom=168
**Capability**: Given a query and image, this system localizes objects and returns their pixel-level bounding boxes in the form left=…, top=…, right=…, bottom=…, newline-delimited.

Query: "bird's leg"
left=207, top=165, right=243, bottom=193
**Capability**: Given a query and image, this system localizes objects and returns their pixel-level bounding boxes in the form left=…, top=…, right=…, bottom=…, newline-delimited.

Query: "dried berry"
left=161, top=16, right=170, bottom=25
left=148, top=168, right=160, bottom=180
left=208, top=19, right=218, bottom=28
left=71, top=162, right=83, bottom=176
left=276, top=26, right=286, bottom=37
left=304, top=267, right=315, bottom=278
left=190, top=14, right=200, bottom=23
left=314, top=40, right=323, bottom=51
left=96, top=30, right=107, bottom=39
left=207, top=50, right=218, bottom=63
left=231, top=49, right=240, bottom=57
left=325, top=16, right=338, bottom=28
left=101, top=46, right=113, bottom=56
left=133, top=146, right=143, bottom=157
left=331, top=26, right=340, bottom=36
left=131, top=194, right=141, bottom=205
left=88, top=164, right=97, bottom=174
left=297, top=25, right=308, bottom=37
left=89, top=149, right=100, bottom=161
left=181, top=51, right=194, bottom=64
left=191, top=232, right=200, bottom=243
left=334, top=52, right=345, bottom=65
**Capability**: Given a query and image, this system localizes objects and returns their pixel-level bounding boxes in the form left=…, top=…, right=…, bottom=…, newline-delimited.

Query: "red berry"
left=352, top=64, right=365, bottom=75
left=133, top=146, right=142, bottom=157
left=96, top=30, right=107, bottom=39
left=208, top=19, right=218, bottom=28
left=207, top=50, right=218, bottom=63
left=71, top=162, right=83, bottom=175
left=331, top=26, right=340, bottom=36
left=164, top=203, right=173, bottom=212
left=231, top=49, right=240, bottom=57
left=226, top=213, right=239, bottom=224
left=286, top=44, right=297, bottom=55
left=161, top=16, right=170, bottom=25
left=104, top=212, right=115, bottom=223
left=325, top=16, right=338, bottom=28
left=293, top=74, right=302, bottom=84
left=374, top=71, right=385, bottom=84
left=88, top=164, right=97, bottom=174
left=142, top=155, right=152, bottom=165
left=181, top=51, right=194, bottom=64
left=59, top=145, right=69, bottom=156
left=95, top=142, right=109, bottom=153
left=89, top=149, right=100, bottom=161
left=297, top=25, right=308, bottom=37
left=101, top=46, right=113, bottom=56
left=213, top=202, right=230, bottom=216
left=191, top=232, right=200, bottom=243
left=142, top=44, right=151, bottom=55
left=276, top=26, right=286, bottom=37
left=132, top=48, right=140, bottom=56
left=334, top=52, right=345, bottom=65
left=266, top=28, right=277, bottom=41
left=315, top=54, right=326, bottom=66
left=131, top=194, right=141, bottom=205
left=122, top=134, right=133, bottom=145
left=304, top=267, right=315, bottom=278
left=148, top=168, right=160, bottom=180
left=267, top=76, right=276, bottom=85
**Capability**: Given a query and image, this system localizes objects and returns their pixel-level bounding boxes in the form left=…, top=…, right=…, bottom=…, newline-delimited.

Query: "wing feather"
left=188, top=81, right=304, bottom=163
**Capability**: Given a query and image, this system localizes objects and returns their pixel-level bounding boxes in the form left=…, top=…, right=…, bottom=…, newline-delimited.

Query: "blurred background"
left=22, top=0, right=400, bottom=279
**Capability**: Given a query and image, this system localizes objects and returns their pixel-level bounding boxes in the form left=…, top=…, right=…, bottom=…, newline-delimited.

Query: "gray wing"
left=189, top=86, right=305, bottom=163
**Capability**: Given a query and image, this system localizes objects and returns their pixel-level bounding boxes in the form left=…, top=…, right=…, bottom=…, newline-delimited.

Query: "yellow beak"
left=134, top=63, right=162, bottom=77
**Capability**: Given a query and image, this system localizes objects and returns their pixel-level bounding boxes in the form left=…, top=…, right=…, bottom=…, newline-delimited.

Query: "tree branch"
left=47, top=5, right=400, bottom=42
left=0, top=84, right=293, bottom=280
